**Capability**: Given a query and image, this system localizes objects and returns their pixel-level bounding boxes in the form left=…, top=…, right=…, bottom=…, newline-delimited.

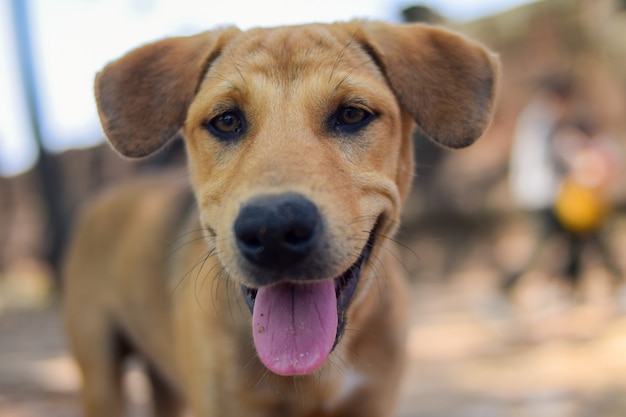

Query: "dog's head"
left=95, top=21, right=498, bottom=376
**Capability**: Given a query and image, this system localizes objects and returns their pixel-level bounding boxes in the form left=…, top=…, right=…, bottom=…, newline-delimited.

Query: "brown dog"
left=63, top=21, right=497, bottom=417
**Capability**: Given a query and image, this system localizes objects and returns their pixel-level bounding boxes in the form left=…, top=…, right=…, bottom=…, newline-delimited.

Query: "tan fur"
left=63, top=21, right=498, bottom=417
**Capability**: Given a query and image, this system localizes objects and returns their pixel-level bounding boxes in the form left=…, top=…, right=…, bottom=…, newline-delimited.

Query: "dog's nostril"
left=284, top=225, right=314, bottom=247
left=239, top=231, right=263, bottom=249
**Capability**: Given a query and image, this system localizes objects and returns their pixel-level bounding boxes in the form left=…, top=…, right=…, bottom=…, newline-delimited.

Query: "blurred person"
left=551, top=121, right=622, bottom=286
left=504, top=76, right=622, bottom=293
left=508, top=75, right=573, bottom=217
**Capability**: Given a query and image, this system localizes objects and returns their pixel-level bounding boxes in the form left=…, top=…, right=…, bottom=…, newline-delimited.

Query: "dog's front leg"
left=69, top=329, right=125, bottom=417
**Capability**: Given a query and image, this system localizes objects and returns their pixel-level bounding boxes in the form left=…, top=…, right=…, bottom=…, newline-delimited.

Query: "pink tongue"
left=252, top=280, right=337, bottom=376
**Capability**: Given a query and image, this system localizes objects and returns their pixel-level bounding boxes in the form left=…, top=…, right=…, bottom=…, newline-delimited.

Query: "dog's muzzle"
left=234, top=193, right=376, bottom=376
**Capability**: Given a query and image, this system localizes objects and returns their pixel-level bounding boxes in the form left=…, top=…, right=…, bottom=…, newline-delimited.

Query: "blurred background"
left=1, top=0, right=626, bottom=416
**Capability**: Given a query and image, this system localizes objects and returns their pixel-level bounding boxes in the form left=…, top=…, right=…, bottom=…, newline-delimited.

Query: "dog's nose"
left=234, top=193, right=320, bottom=271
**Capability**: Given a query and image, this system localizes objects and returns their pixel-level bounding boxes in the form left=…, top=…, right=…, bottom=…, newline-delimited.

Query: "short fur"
left=63, top=21, right=498, bottom=417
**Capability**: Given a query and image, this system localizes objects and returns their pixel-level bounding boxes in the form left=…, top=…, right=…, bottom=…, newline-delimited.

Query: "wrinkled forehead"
left=203, top=24, right=386, bottom=92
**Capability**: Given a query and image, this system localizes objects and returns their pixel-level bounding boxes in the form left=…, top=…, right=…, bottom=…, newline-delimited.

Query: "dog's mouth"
left=241, top=225, right=377, bottom=376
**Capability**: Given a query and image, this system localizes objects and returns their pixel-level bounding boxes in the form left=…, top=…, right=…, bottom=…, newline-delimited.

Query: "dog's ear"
left=359, top=22, right=498, bottom=148
left=95, top=29, right=236, bottom=158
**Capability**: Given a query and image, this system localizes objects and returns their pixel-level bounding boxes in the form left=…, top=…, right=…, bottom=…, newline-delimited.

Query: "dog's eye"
left=204, top=110, right=246, bottom=140
left=331, top=105, right=374, bottom=135
left=339, top=107, right=367, bottom=125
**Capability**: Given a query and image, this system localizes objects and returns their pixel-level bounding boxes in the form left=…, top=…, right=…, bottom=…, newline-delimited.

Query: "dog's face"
left=94, top=21, right=497, bottom=377
left=185, top=24, right=407, bottom=280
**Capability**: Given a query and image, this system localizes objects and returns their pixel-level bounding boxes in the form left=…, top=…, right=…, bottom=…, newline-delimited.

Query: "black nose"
left=234, top=193, right=320, bottom=271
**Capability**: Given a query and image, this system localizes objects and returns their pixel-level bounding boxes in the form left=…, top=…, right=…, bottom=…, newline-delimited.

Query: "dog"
left=63, top=20, right=498, bottom=417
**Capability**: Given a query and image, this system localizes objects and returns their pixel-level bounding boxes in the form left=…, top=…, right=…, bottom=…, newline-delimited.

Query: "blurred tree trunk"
left=10, top=0, right=66, bottom=280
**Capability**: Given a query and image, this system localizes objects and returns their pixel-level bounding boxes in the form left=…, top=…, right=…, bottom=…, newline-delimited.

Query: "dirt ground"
left=1, top=214, right=626, bottom=417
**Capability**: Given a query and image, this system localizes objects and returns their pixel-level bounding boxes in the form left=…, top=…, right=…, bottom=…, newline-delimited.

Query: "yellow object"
left=555, top=179, right=608, bottom=234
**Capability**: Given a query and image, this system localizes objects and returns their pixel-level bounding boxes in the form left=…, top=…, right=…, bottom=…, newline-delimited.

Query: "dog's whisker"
left=226, top=38, right=247, bottom=85
left=222, top=269, right=244, bottom=326
left=168, top=248, right=217, bottom=298
left=329, top=20, right=367, bottom=89
left=333, top=57, right=375, bottom=94
left=166, top=234, right=209, bottom=260
left=367, top=253, right=393, bottom=312
left=250, top=364, right=273, bottom=391
left=374, top=231, right=420, bottom=264
left=198, top=260, right=227, bottom=314
left=168, top=228, right=207, bottom=246
left=328, top=26, right=357, bottom=85
left=203, top=70, right=247, bottom=97
left=326, top=349, right=354, bottom=379
left=347, top=215, right=379, bottom=227
left=341, top=325, right=380, bottom=364
left=192, top=250, right=220, bottom=315
left=216, top=268, right=232, bottom=322
left=239, top=340, right=261, bottom=372
left=292, top=376, right=302, bottom=404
